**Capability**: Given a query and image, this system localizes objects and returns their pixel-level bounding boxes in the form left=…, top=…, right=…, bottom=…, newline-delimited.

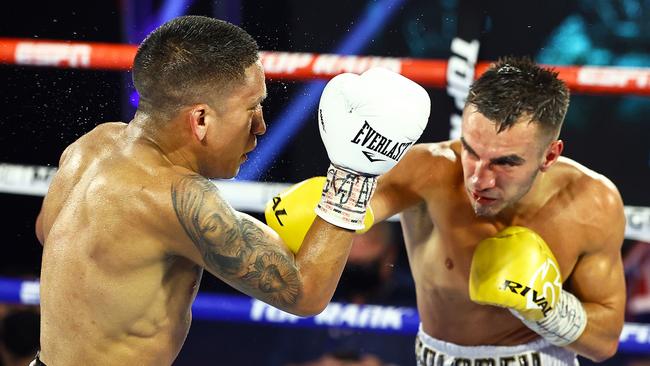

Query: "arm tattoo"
left=172, top=175, right=301, bottom=307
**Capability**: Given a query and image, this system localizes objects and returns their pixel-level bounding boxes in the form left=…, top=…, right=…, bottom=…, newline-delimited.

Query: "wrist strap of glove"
left=315, top=164, right=377, bottom=231
left=515, top=289, right=588, bottom=346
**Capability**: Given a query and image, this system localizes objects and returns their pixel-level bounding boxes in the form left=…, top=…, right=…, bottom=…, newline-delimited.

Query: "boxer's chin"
left=204, top=160, right=241, bottom=180
left=223, top=167, right=240, bottom=180
left=467, top=190, right=501, bottom=217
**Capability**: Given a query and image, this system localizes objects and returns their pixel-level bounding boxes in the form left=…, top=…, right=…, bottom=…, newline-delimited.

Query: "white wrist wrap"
left=518, top=289, right=588, bottom=346
left=315, top=164, right=376, bottom=230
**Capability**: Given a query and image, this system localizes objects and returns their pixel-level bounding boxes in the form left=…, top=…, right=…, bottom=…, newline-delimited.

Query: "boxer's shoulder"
left=552, top=157, right=625, bottom=248
left=398, top=141, right=459, bottom=172
left=399, top=140, right=462, bottom=192
left=554, top=156, right=622, bottom=209
left=57, top=122, right=128, bottom=167
left=73, top=121, right=128, bottom=146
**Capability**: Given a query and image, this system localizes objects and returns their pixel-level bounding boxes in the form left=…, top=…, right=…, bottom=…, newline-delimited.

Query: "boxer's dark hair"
left=466, top=56, right=569, bottom=140
left=133, top=15, right=259, bottom=117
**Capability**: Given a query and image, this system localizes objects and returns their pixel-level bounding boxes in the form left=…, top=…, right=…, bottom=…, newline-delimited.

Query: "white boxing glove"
left=315, top=67, right=431, bottom=230
left=318, top=67, right=430, bottom=175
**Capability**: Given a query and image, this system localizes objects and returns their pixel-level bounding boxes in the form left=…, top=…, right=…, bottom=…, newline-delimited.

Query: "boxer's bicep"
left=569, top=181, right=626, bottom=313
left=569, top=240, right=625, bottom=316
left=171, top=174, right=302, bottom=308
left=565, top=190, right=626, bottom=356
left=565, top=234, right=625, bottom=358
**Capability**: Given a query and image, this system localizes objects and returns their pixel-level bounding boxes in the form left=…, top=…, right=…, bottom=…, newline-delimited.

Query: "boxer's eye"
left=492, top=157, right=523, bottom=167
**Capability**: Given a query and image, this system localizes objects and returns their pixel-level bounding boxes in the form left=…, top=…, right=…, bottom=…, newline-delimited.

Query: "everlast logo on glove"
left=350, top=121, right=413, bottom=162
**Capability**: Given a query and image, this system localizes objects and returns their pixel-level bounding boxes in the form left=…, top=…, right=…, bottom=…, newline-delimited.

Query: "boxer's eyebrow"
left=460, top=136, right=525, bottom=166
left=460, top=137, right=478, bottom=157
left=491, top=155, right=525, bottom=166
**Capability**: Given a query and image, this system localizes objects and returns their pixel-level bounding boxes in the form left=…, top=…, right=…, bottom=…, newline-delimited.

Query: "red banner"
left=1, top=38, right=648, bottom=96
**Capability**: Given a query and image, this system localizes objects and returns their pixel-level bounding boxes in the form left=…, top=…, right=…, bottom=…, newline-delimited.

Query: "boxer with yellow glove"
left=265, top=177, right=375, bottom=253
left=470, top=226, right=587, bottom=346
left=266, top=67, right=430, bottom=252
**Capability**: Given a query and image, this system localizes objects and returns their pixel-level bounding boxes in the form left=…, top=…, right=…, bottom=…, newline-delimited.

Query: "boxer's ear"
left=540, top=140, right=563, bottom=172
left=188, top=105, right=209, bottom=141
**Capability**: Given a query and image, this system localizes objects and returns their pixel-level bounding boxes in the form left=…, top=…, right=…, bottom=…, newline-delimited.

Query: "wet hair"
left=132, top=15, right=259, bottom=117
left=466, top=56, right=570, bottom=139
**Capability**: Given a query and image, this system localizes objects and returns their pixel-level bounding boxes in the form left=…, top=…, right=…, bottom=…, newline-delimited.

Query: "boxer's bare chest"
left=400, top=183, right=590, bottom=342
left=402, top=184, right=585, bottom=305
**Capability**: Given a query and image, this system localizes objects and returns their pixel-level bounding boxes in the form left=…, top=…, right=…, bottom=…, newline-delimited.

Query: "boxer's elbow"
left=586, top=341, right=618, bottom=363
left=288, top=285, right=333, bottom=316
left=284, top=266, right=342, bottom=316
left=291, top=304, right=326, bottom=317
left=290, top=295, right=330, bottom=317
left=577, top=335, right=619, bottom=363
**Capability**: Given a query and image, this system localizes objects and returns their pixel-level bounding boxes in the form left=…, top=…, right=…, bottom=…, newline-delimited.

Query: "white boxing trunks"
left=416, top=324, right=579, bottom=366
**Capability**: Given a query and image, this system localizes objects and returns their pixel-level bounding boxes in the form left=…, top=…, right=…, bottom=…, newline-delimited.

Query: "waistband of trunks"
left=417, top=324, right=552, bottom=358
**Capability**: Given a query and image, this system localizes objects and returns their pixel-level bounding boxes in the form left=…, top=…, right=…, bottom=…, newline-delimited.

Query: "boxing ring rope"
left=1, top=162, right=649, bottom=243
left=0, top=277, right=648, bottom=354
left=2, top=37, right=650, bottom=356
left=1, top=38, right=650, bottom=96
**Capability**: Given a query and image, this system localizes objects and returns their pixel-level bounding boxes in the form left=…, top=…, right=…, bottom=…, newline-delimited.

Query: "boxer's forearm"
left=291, top=217, right=355, bottom=316
left=210, top=216, right=353, bottom=317
left=565, top=302, right=624, bottom=362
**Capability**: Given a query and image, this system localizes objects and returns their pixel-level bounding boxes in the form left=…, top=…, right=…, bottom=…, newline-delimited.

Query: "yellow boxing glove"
left=469, top=226, right=562, bottom=321
left=469, top=226, right=587, bottom=346
left=265, top=177, right=374, bottom=254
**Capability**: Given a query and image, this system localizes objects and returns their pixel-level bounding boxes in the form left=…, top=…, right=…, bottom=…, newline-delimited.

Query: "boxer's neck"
left=128, top=111, right=199, bottom=173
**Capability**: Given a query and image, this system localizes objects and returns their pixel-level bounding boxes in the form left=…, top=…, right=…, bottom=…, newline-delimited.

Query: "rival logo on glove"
left=501, top=279, right=553, bottom=317
left=500, top=258, right=562, bottom=318
left=350, top=121, right=413, bottom=163
left=270, top=196, right=288, bottom=226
